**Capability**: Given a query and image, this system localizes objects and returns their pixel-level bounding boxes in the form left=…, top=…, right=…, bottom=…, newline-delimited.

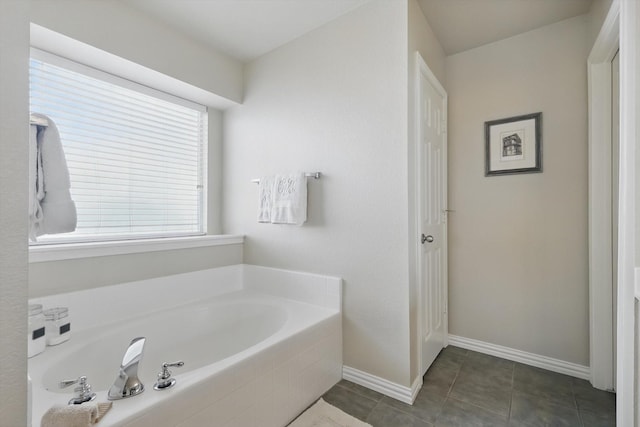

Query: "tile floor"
left=322, top=346, right=616, bottom=427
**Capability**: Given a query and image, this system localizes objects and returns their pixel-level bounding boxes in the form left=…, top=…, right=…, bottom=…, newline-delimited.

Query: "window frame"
left=29, top=47, right=209, bottom=245
left=29, top=234, right=243, bottom=263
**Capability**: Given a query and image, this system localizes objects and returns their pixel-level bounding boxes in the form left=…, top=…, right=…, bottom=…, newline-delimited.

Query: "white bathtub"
left=29, top=264, right=342, bottom=427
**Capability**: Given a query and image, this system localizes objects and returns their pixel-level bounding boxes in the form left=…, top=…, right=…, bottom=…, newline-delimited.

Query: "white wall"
left=30, top=0, right=242, bottom=104
left=408, top=0, right=446, bottom=85
left=223, top=1, right=413, bottom=386
left=407, top=0, right=447, bottom=381
left=26, top=1, right=244, bottom=298
left=446, top=16, right=591, bottom=365
left=589, top=0, right=615, bottom=47
left=0, top=2, right=29, bottom=425
left=28, top=244, right=243, bottom=298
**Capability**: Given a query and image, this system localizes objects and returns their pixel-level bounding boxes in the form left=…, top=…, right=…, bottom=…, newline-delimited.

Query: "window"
left=29, top=49, right=207, bottom=244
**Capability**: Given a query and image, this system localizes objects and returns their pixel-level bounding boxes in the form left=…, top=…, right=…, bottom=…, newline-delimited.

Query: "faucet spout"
left=108, top=337, right=146, bottom=400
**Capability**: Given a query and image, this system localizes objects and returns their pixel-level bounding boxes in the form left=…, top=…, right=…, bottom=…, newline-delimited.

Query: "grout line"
left=507, top=362, right=515, bottom=422
left=373, top=400, right=438, bottom=427
left=434, top=352, right=463, bottom=424
left=434, top=397, right=447, bottom=425
left=446, top=349, right=467, bottom=397
left=335, top=380, right=383, bottom=403
left=570, top=380, right=586, bottom=427
left=569, top=377, right=582, bottom=411
left=576, top=409, right=586, bottom=427
left=364, top=399, right=383, bottom=425
left=325, top=384, right=380, bottom=424
left=446, top=364, right=461, bottom=398
left=380, top=390, right=446, bottom=425
left=446, top=351, right=514, bottom=420
left=446, top=396, right=510, bottom=421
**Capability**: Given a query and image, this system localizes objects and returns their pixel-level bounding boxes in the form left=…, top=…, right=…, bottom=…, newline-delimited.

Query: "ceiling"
left=126, top=0, right=594, bottom=63
left=126, top=0, right=370, bottom=63
left=417, top=0, right=593, bottom=55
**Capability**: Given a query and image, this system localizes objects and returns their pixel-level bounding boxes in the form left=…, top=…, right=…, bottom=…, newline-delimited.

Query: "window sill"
left=29, top=234, right=244, bottom=263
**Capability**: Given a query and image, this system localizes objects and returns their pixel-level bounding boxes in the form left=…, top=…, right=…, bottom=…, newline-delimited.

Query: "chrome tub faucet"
left=108, top=337, right=146, bottom=400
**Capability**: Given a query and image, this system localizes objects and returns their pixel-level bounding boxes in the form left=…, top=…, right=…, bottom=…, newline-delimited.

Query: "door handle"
left=421, top=234, right=434, bottom=244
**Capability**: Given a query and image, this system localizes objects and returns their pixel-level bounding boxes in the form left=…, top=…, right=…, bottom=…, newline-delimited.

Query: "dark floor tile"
left=570, top=378, right=594, bottom=391
left=432, top=346, right=468, bottom=371
left=580, top=408, right=616, bottom=427
left=336, top=379, right=385, bottom=402
left=572, top=383, right=615, bottom=416
left=366, top=402, right=434, bottom=427
left=435, top=397, right=508, bottom=427
left=376, top=361, right=457, bottom=425
left=443, top=345, right=469, bottom=356
left=380, top=393, right=443, bottom=425
left=449, top=368, right=512, bottom=417
left=422, top=362, right=459, bottom=401
left=510, top=390, right=582, bottom=427
left=461, top=351, right=515, bottom=381
left=513, top=364, right=575, bottom=409
left=322, top=384, right=378, bottom=422
left=322, top=354, right=617, bottom=427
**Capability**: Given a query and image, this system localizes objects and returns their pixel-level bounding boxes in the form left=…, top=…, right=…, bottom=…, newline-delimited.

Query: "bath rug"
left=288, top=398, right=372, bottom=427
left=41, top=401, right=113, bottom=427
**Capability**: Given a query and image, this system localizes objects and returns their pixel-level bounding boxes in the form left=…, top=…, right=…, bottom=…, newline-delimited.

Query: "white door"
left=416, top=54, right=448, bottom=375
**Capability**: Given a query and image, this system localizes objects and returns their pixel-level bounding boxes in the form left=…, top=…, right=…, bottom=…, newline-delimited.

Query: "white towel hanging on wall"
left=256, top=172, right=309, bottom=225
left=257, top=175, right=275, bottom=223
left=271, top=173, right=307, bottom=225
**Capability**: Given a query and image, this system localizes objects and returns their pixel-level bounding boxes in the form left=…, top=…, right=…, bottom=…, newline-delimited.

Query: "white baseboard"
left=342, top=366, right=421, bottom=404
left=342, top=337, right=590, bottom=405
left=448, top=334, right=591, bottom=380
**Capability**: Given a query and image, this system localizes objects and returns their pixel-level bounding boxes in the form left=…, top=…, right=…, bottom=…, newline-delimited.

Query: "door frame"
left=617, top=0, right=639, bottom=424
left=415, top=52, right=448, bottom=376
left=587, top=0, right=619, bottom=391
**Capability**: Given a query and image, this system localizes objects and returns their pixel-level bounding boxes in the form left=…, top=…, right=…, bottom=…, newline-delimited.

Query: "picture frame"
left=484, top=112, right=542, bottom=176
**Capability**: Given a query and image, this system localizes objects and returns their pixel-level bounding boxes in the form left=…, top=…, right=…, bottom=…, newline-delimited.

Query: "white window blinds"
left=29, top=50, right=207, bottom=244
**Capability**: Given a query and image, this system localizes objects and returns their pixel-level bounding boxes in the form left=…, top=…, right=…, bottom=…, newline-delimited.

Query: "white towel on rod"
left=257, top=175, right=275, bottom=223
left=31, top=113, right=77, bottom=239
left=28, top=124, right=44, bottom=241
left=270, top=173, right=307, bottom=226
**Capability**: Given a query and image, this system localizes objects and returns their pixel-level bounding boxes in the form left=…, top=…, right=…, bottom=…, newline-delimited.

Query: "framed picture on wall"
left=484, top=112, right=542, bottom=176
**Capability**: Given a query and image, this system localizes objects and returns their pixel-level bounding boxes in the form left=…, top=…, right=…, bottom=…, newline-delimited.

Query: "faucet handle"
left=59, top=376, right=82, bottom=389
left=154, top=360, right=184, bottom=390
left=59, top=375, right=90, bottom=390
left=162, top=361, right=185, bottom=370
left=59, top=376, right=97, bottom=405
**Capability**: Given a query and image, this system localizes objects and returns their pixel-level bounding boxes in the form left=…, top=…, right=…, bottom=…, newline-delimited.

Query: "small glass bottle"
left=27, top=304, right=46, bottom=358
left=44, top=307, right=71, bottom=346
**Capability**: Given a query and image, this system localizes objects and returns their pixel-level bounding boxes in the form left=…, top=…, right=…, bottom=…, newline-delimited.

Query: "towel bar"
left=251, top=172, right=321, bottom=184
left=30, top=114, right=49, bottom=127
